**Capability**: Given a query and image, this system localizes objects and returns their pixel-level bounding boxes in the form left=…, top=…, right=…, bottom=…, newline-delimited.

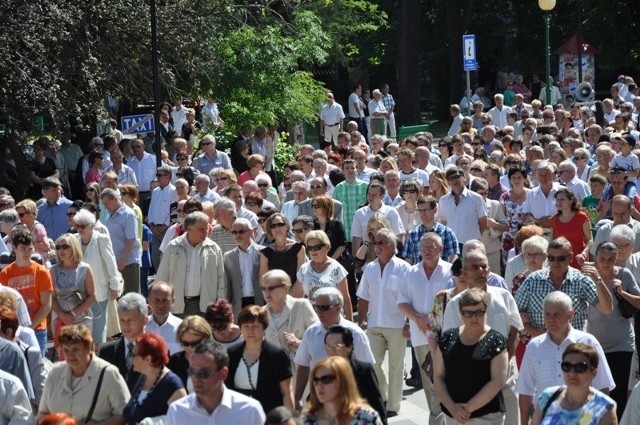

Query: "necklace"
left=320, top=408, right=338, bottom=425
left=241, top=355, right=259, bottom=391
left=131, top=369, right=164, bottom=409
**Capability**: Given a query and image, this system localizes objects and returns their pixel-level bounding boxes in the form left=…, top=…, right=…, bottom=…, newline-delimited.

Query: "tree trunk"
left=397, top=0, right=422, bottom=126
left=447, top=0, right=474, bottom=107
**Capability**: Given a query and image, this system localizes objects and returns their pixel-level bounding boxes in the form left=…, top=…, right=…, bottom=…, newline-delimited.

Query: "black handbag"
left=615, top=292, right=638, bottom=319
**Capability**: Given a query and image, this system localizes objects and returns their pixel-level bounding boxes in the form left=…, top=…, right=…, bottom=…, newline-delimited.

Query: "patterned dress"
left=500, top=190, right=526, bottom=251
left=303, top=406, right=383, bottom=425
left=537, top=386, right=615, bottom=425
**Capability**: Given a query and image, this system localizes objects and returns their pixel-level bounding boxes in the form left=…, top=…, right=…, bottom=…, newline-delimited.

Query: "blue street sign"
left=121, top=114, right=155, bottom=135
left=463, top=34, right=477, bottom=71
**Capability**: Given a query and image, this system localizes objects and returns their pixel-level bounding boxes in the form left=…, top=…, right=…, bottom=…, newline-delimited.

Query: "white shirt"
left=489, top=105, right=513, bottom=129
left=105, top=164, right=138, bottom=185
left=280, top=200, right=302, bottom=225
left=144, top=313, right=183, bottom=355
left=166, top=386, right=265, bottom=425
left=348, top=92, right=364, bottom=118
left=399, top=168, right=429, bottom=187
left=294, top=317, right=375, bottom=368
left=351, top=204, right=405, bottom=240
left=562, top=175, right=591, bottom=202
left=319, top=102, right=345, bottom=125
left=515, top=326, right=615, bottom=397
left=193, top=189, right=220, bottom=204
left=184, top=241, right=203, bottom=297
left=0, top=369, right=34, bottom=425
left=128, top=152, right=157, bottom=192
left=239, top=243, right=259, bottom=297
left=448, top=114, right=464, bottom=136
left=171, top=106, right=187, bottom=136
left=357, top=256, right=412, bottom=328
left=522, top=182, right=561, bottom=220
left=443, top=286, right=524, bottom=338
left=397, top=259, right=452, bottom=347
left=438, top=187, right=488, bottom=242
left=148, top=184, right=177, bottom=225
left=368, top=99, right=387, bottom=119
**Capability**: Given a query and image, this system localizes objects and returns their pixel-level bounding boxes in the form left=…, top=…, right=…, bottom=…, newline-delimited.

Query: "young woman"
left=551, top=188, right=591, bottom=269
left=428, top=170, right=450, bottom=201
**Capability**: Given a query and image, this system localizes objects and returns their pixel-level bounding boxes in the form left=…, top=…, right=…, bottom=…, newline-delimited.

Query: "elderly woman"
left=297, top=230, right=351, bottom=320
left=260, top=213, right=307, bottom=293
left=38, top=324, right=130, bottom=423
left=0, top=208, right=20, bottom=253
left=244, top=192, right=265, bottom=215
left=73, top=209, right=121, bottom=346
left=504, top=225, right=545, bottom=288
left=169, top=178, right=191, bottom=223
left=500, top=166, right=530, bottom=256
left=50, top=234, right=96, bottom=347
left=65, top=201, right=83, bottom=234
left=256, top=174, right=281, bottom=210
left=211, top=168, right=237, bottom=196
left=395, top=179, right=422, bottom=234
left=262, top=270, right=318, bottom=367
left=226, top=305, right=294, bottom=413
left=15, top=199, right=51, bottom=259
left=205, top=299, right=243, bottom=348
left=583, top=241, right=640, bottom=418
left=123, top=332, right=186, bottom=424
left=433, top=288, right=508, bottom=425
left=167, top=316, right=213, bottom=390
left=238, top=154, right=267, bottom=186
left=530, top=343, right=616, bottom=425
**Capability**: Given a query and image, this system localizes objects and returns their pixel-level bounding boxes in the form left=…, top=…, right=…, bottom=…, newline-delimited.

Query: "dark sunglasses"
left=245, top=201, right=258, bottom=207
left=313, top=304, right=335, bottom=312
left=231, top=229, right=250, bottom=235
left=311, top=204, right=321, bottom=209
left=470, top=167, right=483, bottom=172
left=76, top=224, right=90, bottom=230
left=312, top=374, right=337, bottom=385
left=446, top=174, right=462, bottom=181
left=55, top=244, right=71, bottom=251
left=307, top=244, right=325, bottom=252
left=66, top=212, right=76, bottom=217
left=461, top=309, right=486, bottom=318
left=270, top=222, right=286, bottom=229
left=260, top=284, right=285, bottom=292
left=18, top=212, right=27, bottom=217
left=547, top=255, right=568, bottom=262
left=560, top=361, right=591, bottom=374
left=403, top=189, right=417, bottom=194
left=181, top=339, right=203, bottom=348
left=187, top=367, right=214, bottom=379
left=257, top=183, right=269, bottom=187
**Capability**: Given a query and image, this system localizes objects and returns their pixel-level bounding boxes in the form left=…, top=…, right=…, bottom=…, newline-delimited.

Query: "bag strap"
left=85, top=366, right=108, bottom=424
left=23, top=345, right=31, bottom=370
left=541, top=386, right=564, bottom=419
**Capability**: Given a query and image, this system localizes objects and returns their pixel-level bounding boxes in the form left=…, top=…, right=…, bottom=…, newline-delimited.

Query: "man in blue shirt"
left=37, top=177, right=72, bottom=241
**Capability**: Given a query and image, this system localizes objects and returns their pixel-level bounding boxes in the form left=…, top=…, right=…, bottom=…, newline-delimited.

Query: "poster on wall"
left=558, top=54, right=595, bottom=103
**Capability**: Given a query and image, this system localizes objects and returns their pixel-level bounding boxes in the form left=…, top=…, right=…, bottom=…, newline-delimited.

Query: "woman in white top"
left=395, top=179, right=422, bottom=235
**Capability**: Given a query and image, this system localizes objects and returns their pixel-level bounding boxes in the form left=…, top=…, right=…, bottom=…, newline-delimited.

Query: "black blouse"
left=314, top=219, right=347, bottom=258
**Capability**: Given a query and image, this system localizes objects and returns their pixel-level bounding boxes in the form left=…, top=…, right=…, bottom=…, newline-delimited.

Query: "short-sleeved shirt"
left=438, top=187, right=488, bottom=242
left=611, top=152, right=640, bottom=172
left=333, top=180, right=368, bottom=241
left=351, top=204, right=405, bottom=241
left=399, top=168, right=429, bottom=187
left=297, top=259, right=348, bottom=298
left=402, top=223, right=460, bottom=264
left=193, top=150, right=232, bottom=175
left=105, top=204, right=142, bottom=266
left=0, top=262, right=53, bottom=330
left=319, top=102, right=345, bottom=125
left=37, top=198, right=74, bottom=241
left=522, top=183, right=561, bottom=221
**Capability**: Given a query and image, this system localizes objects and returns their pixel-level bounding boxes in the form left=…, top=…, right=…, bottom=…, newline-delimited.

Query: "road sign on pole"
left=463, top=34, right=477, bottom=71
left=121, top=114, right=155, bottom=135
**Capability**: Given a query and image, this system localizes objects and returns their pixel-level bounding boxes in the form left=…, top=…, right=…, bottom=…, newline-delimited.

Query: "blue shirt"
left=141, top=225, right=152, bottom=269
left=106, top=204, right=141, bottom=266
left=192, top=150, right=232, bottom=176
left=402, top=222, right=460, bottom=264
left=37, top=197, right=73, bottom=241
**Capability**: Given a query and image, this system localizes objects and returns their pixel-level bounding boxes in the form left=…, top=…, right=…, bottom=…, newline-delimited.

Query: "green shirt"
left=582, top=194, right=600, bottom=237
left=333, top=179, right=368, bottom=241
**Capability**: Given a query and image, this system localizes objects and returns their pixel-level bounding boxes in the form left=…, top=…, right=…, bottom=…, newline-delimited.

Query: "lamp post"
left=539, top=0, right=556, bottom=105
left=151, top=0, right=162, bottom=168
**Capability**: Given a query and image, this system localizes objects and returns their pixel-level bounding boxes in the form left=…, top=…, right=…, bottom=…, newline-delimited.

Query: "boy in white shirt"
left=610, top=133, right=640, bottom=180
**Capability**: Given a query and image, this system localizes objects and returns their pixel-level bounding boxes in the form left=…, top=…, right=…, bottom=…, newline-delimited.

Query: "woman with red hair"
left=123, top=332, right=187, bottom=424
left=38, top=413, right=77, bottom=425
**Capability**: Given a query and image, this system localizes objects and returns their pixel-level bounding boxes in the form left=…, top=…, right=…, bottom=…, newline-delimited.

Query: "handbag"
left=615, top=292, right=638, bottom=319
left=422, top=351, right=434, bottom=383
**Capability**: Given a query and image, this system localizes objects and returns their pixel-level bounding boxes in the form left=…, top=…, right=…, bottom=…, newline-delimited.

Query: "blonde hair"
left=0, top=290, right=18, bottom=311
left=54, top=234, right=83, bottom=265
left=15, top=199, right=36, bottom=216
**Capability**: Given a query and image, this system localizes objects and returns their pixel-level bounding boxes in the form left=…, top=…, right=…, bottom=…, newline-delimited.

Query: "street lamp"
left=539, top=0, right=556, bottom=105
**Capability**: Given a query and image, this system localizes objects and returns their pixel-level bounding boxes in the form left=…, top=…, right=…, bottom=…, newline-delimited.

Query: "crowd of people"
left=2, top=76, right=640, bottom=424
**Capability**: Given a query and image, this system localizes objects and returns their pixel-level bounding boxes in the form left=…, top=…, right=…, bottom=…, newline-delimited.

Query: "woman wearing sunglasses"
left=395, top=179, right=422, bottom=235
left=260, top=213, right=306, bottom=295
left=297, top=230, right=351, bottom=321
left=50, top=234, right=96, bottom=354
left=433, top=288, right=508, bottom=425
left=167, top=315, right=212, bottom=390
left=530, top=343, right=616, bottom=425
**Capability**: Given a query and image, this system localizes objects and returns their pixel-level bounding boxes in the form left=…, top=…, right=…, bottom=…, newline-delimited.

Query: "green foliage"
left=273, top=139, right=299, bottom=183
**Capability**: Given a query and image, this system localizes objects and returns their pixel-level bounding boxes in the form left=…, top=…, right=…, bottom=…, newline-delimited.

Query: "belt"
left=184, top=296, right=200, bottom=301
left=139, top=191, right=151, bottom=195
left=325, top=123, right=340, bottom=127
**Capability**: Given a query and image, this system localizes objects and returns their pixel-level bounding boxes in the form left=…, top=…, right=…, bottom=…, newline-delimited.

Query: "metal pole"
left=544, top=13, right=552, bottom=105
left=151, top=0, right=162, bottom=168
left=466, top=71, right=472, bottom=117
left=577, top=0, right=583, bottom=83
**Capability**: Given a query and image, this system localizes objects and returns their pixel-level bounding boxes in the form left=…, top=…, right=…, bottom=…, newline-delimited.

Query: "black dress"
left=122, top=371, right=185, bottom=424
left=314, top=220, right=347, bottom=258
left=438, top=328, right=507, bottom=419
left=261, top=242, right=304, bottom=287
left=27, top=157, right=57, bottom=199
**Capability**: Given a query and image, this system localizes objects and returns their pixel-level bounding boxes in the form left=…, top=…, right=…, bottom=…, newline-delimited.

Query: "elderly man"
left=557, top=160, right=591, bottom=202
left=242, top=180, right=276, bottom=210
left=193, top=135, right=232, bottom=176
left=319, top=92, right=345, bottom=144
left=144, top=281, right=183, bottom=355
left=516, top=237, right=613, bottom=337
left=447, top=104, right=464, bottom=136
left=99, top=292, right=148, bottom=390
left=438, top=166, right=488, bottom=249
left=443, top=249, right=523, bottom=425
left=280, top=181, right=309, bottom=224
left=224, top=218, right=264, bottom=319
left=369, top=89, right=389, bottom=137
left=522, top=161, right=561, bottom=235
left=156, top=211, right=226, bottom=316
left=291, top=216, right=314, bottom=244
left=298, top=177, right=343, bottom=220
left=105, top=148, right=137, bottom=185
left=515, top=291, right=614, bottom=425
left=398, top=233, right=452, bottom=425
left=193, top=174, right=220, bottom=204
left=357, top=229, right=411, bottom=418
left=101, top=188, right=141, bottom=294
left=127, top=139, right=157, bottom=206
left=470, top=179, right=509, bottom=274
left=585, top=195, right=640, bottom=259
left=36, top=176, right=73, bottom=241
left=489, top=93, right=513, bottom=129
left=211, top=198, right=238, bottom=254
left=352, top=148, right=376, bottom=182
left=148, top=165, right=177, bottom=270
left=167, top=340, right=265, bottom=424
left=293, top=287, right=375, bottom=409
left=351, top=181, right=404, bottom=256
left=414, top=146, right=440, bottom=176
left=382, top=170, right=403, bottom=206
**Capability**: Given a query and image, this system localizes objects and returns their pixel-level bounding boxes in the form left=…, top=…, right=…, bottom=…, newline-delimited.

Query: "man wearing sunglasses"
left=192, top=135, right=231, bottom=176
left=224, top=218, right=263, bottom=319
left=515, top=291, right=614, bottom=425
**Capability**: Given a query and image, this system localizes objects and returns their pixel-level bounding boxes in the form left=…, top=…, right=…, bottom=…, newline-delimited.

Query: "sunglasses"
left=76, top=224, right=90, bottom=230
left=55, top=244, right=71, bottom=251
left=461, top=309, right=486, bottom=318
left=313, top=374, right=337, bottom=385
left=181, top=339, right=203, bottom=348
left=231, top=229, right=250, bottom=235
left=187, top=367, right=214, bottom=379
left=18, top=212, right=27, bottom=217
left=311, top=204, right=321, bottom=209
left=66, top=212, right=76, bottom=217
left=560, top=361, right=592, bottom=374
left=403, top=189, right=417, bottom=194
left=310, top=185, right=324, bottom=190
left=470, top=167, right=483, bottom=172
left=200, top=142, right=212, bottom=146
left=257, top=183, right=269, bottom=187
left=547, top=255, right=568, bottom=262
left=260, top=284, right=285, bottom=292
left=270, top=222, right=286, bottom=229
left=292, top=228, right=305, bottom=234
left=325, top=343, right=346, bottom=351
left=446, top=174, right=462, bottom=181
left=245, top=201, right=258, bottom=207
left=307, top=244, right=325, bottom=252
left=313, top=304, right=336, bottom=312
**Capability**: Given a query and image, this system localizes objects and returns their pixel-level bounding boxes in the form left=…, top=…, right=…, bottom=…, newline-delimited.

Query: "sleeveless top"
left=537, top=386, right=615, bottom=425
left=51, top=262, right=92, bottom=328
left=261, top=242, right=304, bottom=286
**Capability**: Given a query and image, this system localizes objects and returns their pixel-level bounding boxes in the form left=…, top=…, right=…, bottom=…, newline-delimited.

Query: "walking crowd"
left=2, top=76, right=640, bottom=425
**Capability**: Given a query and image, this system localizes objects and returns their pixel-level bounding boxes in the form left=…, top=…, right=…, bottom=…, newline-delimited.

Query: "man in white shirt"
left=489, top=93, right=513, bottom=129
left=145, top=281, right=183, bottom=355
left=166, top=340, right=265, bottom=425
left=447, top=104, right=464, bottom=136
left=171, top=96, right=187, bottom=137
left=358, top=229, right=412, bottom=416
left=381, top=84, right=397, bottom=138
left=352, top=148, right=376, bottom=182
left=397, top=148, right=429, bottom=193
left=522, top=160, right=561, bottom=235
left=348, top=84, right=366, bottom=134
left=193, top=174, right=221, bottom=204
left=557, top=160, right=591, bottom=202
left=319, top=92, right=345, bottom=144
left=148, top=166, right=177, bottom=270
left=202, top=95, right=224, bottom=132
left=280, top=181, right=309, bottom=224
left=369, top=89, right=389, bottom=137
left=127, top=139, right=157, bottom=206
left=0, top=368, right=34, bottom=424
left=414, top=146, right=440, bottom=177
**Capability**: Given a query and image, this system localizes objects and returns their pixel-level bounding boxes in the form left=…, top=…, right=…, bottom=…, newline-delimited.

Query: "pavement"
left=386, top=346, right=433, bottom=424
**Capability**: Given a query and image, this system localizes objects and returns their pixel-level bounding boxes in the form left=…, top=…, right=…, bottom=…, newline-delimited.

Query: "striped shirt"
left=333, top=179, right=368, bottom=241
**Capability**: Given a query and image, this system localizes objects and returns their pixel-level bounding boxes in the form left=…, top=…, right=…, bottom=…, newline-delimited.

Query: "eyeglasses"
left=55, top=244, right=71, bottom=251
left=76, top=224, right=90, bottom=230
left=218, top=176, right=229, bottom=181
left=311, top=204, right=321, bottom=209
left=446, top=174, right=462, bottom=181
left=18, top=212, right=27, bottom=217
left=312, top=374, right=337, bottom=385
left=132, top=145, right=143, bottom=149
left=231, top=229, right=250, bottom=235
left=325, top=343, right=346, bottom=351
left=245, top=201, right=258, bottom=207
left=292, top=228, right=305, bottom=234
left=307, top=244, right=325, bottom=252
left=66, top=212, right=76, bottom=217
left=560, top=361, right=592, bottom=374
left=270, top=222, right=286, bottom=229
left=187, top=367, right=214, bottom=379
left=461, top=309, right=486, bottom=318
left=260, top=284, right=285, bottom=292
left=257, top=183, right=269, bottom=188
left=422, top=244, right=440, bottom=250
left=313, top=304, right=336, bottom=312
left=524, top=252, right=546, bottom=259
left=181, top=339, right=203, bottom=348
left=403, top=189, right=417, bottom=194
left=310, top=185, right=324, bottom=189
left=200, top=142, right=213, bottom=146
left=470, top=167, right=483, bottom=172
left=547, top=255, right=568, bottom=262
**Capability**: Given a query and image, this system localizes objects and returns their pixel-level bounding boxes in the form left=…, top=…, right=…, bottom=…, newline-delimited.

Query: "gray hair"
left=262, top=269, right=292, bottom=289
left=213, top=198, right=237, bottom=214
left=470, top=178, right=489, bottom=193
left=292, top=215, right=314, bottom=230
left=289, top=170, right=306, bottom=182
left=255, top=174, right=272, bottom=186
left=184, top=211, right=210, bottom=229
left=372, top=89, right=382, bottom=97
left=157, top=165, right=172, bottom=175
left=375, top=228, right=398, bottom=254
left=195, top=173, right=211, bottom=184
left=73, top=209, right=97, bottom=226
left=312, top=287, right=344, bottom=308
left=521, top=235, right=548, bottom=253
left=89, top=137, right=103, bottom=147
left=233, top=218, right=252, bottom=229
left=494, top=93, right=504, bottom=101
left=117, top=292, right=148, bottom=317
left=543, top=291, right=573, bottom=313
left=611, top=225, right=636, bottom=245
left=462, top=240, right=486, bottom=255
left=558, top=160, right=577, bottom=174
left=462, top=249, right=488, bottom=268
left=313, top=158, right=328, bottom=168
left=0, top=209, right=20, bottom=226
left=313, top=150, right=328, bottom=160
left=201, top=134, right=216, bottom=146
left=100, top=187, right=120, bottom=200
left=291, top=181, right=310, bottom=191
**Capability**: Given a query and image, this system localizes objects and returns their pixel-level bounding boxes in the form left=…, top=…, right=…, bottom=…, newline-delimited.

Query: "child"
left=582, top=175, right=606, bottom=237
left=610, top=134, right=640, bottom=181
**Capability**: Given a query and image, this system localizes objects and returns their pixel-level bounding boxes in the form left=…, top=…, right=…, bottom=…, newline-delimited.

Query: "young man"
left=0, top=229, right=52, bottom=357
